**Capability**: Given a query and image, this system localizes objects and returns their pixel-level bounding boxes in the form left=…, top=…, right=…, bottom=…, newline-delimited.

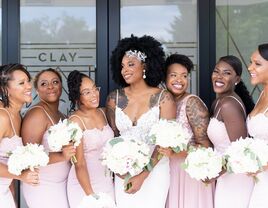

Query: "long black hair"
left=219, top=55, right=255, bottom=115
left=258, top=43, right=268, bottom=61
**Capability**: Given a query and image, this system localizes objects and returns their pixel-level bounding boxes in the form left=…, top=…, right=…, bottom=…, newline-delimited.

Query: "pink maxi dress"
left=0, top=108, right=23, bottom=208
left=22, top=106, right=71, bottom=208
left=166, top=95, right=214, bottom=208
left=67, top=111, right=115, bottom=208
left=207, top=96, right=254, bottom=208
left=247, top=92, right=268, bottom=208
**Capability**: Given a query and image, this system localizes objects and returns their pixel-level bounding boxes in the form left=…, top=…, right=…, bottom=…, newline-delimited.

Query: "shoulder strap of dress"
left=116, top=89, right=119, bottom=106
left=255, top=91, right=263, bottom=106
left=214, top=100, right=221, bottom=119
left=0, top=108, right=17, bottom=135
left=157, top=89, right=166, bottom=105
left=99, top=108, right=108, bottom=123
left=30, top=106, right=55, bottom=125
left=69, top=115, right=87, bottom=130
left=226, top=96, right=246, bottom=117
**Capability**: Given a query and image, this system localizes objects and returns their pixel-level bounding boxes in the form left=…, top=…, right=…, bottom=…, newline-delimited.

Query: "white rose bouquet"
left=224, top=137, right=268, bottom=175
left=101, top=136, right=151, bottom=189
left=78, top=193, right=117, bottom=208
left=47, top=119, right=83, bottom=164
left=182, top=147, right=224, bottom=181
left=148, top=119, right=191, bottom=158
left=8, top=143, right=49, bottom=176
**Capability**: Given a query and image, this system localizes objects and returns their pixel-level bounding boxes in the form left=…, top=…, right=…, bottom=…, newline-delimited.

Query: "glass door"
left=20, top=0, right=96, bottom=115
left=121, top=0, right=198, bottom=93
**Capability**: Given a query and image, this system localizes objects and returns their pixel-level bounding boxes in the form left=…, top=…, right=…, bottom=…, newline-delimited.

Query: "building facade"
left=0, top=0, right=267, bottom=207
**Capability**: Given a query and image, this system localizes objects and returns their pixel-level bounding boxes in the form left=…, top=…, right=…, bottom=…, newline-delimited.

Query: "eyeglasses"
left=80, top=86, right=101, bottom=96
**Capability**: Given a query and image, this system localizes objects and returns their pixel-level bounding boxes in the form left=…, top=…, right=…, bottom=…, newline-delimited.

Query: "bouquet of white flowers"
left=182, top=147, right=223, bottom=181
left=224, top=137, right=268, bottom=174
left=148, top=119, right=191, bottom=157
left=101, top=136, right=151, bottom=189
left=8, top=143, right=49, bottom=176
left=78, top=193, right=117, bottom=208
left=47, top=119, right=83, bottom=164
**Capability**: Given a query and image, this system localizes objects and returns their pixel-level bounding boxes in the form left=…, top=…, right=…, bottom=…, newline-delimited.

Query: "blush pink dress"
left=247, top=92, right=268, bottom=208
left=22, top=106, right=71, bottom=208
left=207, top=96, right=254, bottom=208
left=166, top=95, right=214, bottom=208
left=0, top=108, right=23, bottom=208
left=67, top=111, right=115, bottom=208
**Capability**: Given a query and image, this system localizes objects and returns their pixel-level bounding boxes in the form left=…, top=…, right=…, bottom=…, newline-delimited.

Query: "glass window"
left=121, top=0, right=198, bottom=94
left=216, top=0, right=268, bottom=100
left=20, top=0, right=96, bottom=114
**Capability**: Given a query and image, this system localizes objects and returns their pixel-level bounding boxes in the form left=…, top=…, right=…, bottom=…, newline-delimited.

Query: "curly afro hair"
left=110, top=34, right=165, bottom=87
left=164, top=54, right=193, bottom=78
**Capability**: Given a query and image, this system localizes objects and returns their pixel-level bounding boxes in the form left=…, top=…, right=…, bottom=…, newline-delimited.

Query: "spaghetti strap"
left=99, top=108, right=108, bottom=124
left=214, top=99, right=222, bottom=119
left=69, top=115, right=87, bottom=130
left=215, top=96, right=246, bottom=119
left=157, top=89, right=165, bottom=105
left=0, top=108, right=17, bottom=136
left=255, top=91, right=268, bottom=114
left=116, top=89, right=119, bottom=106
left=30, top=106, right=55, bottom=125
left=226, top=96, right=246, bottom=117
left=263, top=106, right=268, bottom=114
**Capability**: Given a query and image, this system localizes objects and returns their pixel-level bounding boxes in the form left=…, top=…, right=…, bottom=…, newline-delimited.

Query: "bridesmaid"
left=207, top=55, right=255, bottom=208
left=247, top=43, right=268, bottom=208
left=0, top=64, right=38, bottom=208
left=66, top=70, right=114, bottom=207
left=21, top=68, right=76, bottom=208
left=159, top=54, right=214, bottom=208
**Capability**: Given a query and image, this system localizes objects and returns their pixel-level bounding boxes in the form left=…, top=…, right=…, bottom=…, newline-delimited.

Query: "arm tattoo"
left=106, top=91, right=119, bottom=136
left=159, top=90, right=173, bottom=105
left=117, top=89, right=129, bottom=110
left=186, top=97, right=211, bottom=146
left=149, top=93, right=159, bottom=108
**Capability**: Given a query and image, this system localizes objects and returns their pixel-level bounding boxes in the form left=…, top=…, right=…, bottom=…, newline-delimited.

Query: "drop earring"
left=143, top=69, right=146, bottom=79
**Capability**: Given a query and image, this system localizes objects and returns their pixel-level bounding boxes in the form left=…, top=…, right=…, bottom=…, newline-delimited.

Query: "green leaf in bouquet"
left=144, top=159, right=153, bottom=172
left=124, top=173, right=132, bottom=191
left=70, top=128, right=78, bottom=140
left=172, top=146, right=181, bottom=153
left=180, top=161, right=188, bottom=170
left=109, top=137, right=124, bottom=146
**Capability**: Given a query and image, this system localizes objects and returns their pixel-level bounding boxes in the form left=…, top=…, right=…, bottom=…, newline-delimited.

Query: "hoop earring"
left=143, top=69, right=146, bottom=79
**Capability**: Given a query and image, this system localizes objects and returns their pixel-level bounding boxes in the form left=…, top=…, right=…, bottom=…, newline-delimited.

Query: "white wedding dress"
left=114, top=90, right=170, bottom=208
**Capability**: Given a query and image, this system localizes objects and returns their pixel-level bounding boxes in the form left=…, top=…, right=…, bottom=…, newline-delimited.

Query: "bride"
left=106, top=35, right=176, bottom=208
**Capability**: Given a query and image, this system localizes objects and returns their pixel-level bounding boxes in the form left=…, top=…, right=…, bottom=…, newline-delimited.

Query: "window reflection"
left=216, top=0, right=268, bottom=101
left=20, top=0, right=96, bottom=115
left=121, top=0, right=198, bottom=94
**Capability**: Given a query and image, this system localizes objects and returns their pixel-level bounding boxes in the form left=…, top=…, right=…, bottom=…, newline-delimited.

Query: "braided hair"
left=110, top=34, right=165, bottom=87
left=67, top=70, right=87, bottom=112
left=0, top=64, right=31, bottom=107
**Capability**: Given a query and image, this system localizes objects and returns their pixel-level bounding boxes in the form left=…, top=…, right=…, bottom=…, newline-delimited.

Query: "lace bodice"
left=115, top=89, right=164, bottom=145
